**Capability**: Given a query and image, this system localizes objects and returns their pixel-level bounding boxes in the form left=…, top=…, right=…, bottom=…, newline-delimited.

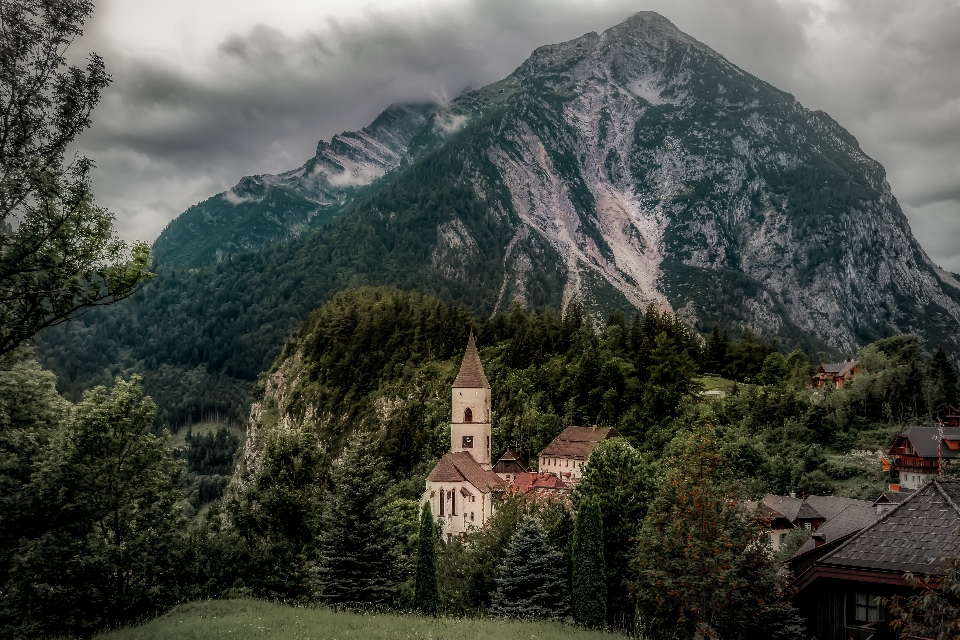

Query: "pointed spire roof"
left=453, top=332, right=490, bottom=389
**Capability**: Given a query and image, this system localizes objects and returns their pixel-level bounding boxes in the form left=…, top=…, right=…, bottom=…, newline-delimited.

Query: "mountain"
left=152, top=102, right=440, bottom=268
left=34, top=12, right=960, bottom=428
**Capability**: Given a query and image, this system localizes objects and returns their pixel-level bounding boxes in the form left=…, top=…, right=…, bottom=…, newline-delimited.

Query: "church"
left=422, top=332, right=620, bottom=539
left=422, top=333, right=505, bottom=539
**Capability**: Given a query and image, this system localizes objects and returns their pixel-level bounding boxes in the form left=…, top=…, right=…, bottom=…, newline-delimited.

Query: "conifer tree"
left=413, top=502, right=440, bottom=614
left=489, top=516, right=570, bottom=620
left=572, top=498, right=606, bottom=628
left=315, top=434, right=399, bottom=607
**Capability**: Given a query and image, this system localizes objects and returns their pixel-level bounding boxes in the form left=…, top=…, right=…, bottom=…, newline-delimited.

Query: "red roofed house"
left=509, top=472, right=570, bottom=503
left=537, top=425, right=620, bottom=484
left=422, top=333, right=505, bottom=540
left=812, top=360, right=860, bottom=389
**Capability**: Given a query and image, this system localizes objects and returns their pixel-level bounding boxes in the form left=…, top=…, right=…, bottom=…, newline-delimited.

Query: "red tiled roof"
left=511, top=472, right=568, bottom=493
left=453, top=332, right=490, bottom=389
left=538, top=426, right=620, bottom=459
left=426, top=452, right=504, bottom=493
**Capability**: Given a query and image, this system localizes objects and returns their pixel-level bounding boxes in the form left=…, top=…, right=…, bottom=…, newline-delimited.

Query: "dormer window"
left=464, top=407, right=473, bottom=423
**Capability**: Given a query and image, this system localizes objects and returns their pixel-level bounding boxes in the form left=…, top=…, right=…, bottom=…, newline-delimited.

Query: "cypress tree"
left=489, top=516, right=570, bottom=620
left=572, top=498, right=606, bottom=628
left=413, top=502, right=440, bottom=614
left=315, top=434, right=398, bottom=607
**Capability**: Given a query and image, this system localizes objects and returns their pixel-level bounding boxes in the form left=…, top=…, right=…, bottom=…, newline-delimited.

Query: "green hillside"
left=95, top=599, right=619, bottom=640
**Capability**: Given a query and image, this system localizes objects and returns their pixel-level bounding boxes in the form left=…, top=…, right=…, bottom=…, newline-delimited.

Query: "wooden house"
left=812, top=360, right=860, bottom=389
left=788, top=479, right=960, bottom=640
left=881, top=425, right=960, bottom=490
left=492, top=447, right=529, bottom=483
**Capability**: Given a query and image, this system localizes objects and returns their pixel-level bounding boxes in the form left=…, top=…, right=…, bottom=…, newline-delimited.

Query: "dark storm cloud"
left=71, top=0, right=960, bottom=273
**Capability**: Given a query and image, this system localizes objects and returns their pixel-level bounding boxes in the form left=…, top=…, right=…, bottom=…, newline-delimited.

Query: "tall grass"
left=95, top=599, right=622, bottom=640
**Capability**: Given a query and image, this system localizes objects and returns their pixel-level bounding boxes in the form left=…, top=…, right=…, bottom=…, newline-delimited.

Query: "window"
left=439, top=489, right=445, bottom=516
left=462, top=435, right=474, bottom=448
left=464, top=407, right=473, bottom=423
left=848, top=592, right=883, bottom=626
left=486, top=436, right=489, bottom=451
left=451, top=490, right=457, bottom=516
left=470, top=512, right=474, bottom=521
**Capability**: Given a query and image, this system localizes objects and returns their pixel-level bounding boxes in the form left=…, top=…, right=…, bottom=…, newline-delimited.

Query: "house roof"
left=817, top=479, right=960, bottom=575
left=452, top=332, right=490, bottom=389
left=426, top=452, right=505, bottom=493
left=873, top=490, right=911, bottom=506
left=539, top=426, right=621, bottom=459
left=763, top=494, right=804, bottom=522
left=511, top=472, right=569, bottom=493
left=793, top=503, right=879, bottom=556
left=803, top=495, right=873, bottom=521
left=492, top=447, right=529, bottom=474
left=817, top=361, right=858, bottom=377
left=893, top=426, right=960, bottom=459
left=796, top=502, right=824, bottom=520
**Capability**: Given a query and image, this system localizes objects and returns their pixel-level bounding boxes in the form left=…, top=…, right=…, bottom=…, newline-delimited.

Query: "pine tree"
left=413, top=502, right=440, bottom=614
left=572, top=498, right=606, bottom=628
left=489, top=516, right=570, bottom=620
left=315, top=434, right=399, bottom=607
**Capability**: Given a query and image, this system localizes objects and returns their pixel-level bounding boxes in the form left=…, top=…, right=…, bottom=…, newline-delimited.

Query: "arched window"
left=451, top=490, right=457, bottom=516
left=439, top=489, right=445, bottom=516
left=464, top=407, right=473, bottom=423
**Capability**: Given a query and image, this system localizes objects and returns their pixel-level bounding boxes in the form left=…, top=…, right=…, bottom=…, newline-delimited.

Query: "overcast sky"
left=71, top=0, right=960, bottom=271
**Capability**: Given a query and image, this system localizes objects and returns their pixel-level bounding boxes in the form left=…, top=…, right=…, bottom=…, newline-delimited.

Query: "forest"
left=5, top=285, right=960, bottom=638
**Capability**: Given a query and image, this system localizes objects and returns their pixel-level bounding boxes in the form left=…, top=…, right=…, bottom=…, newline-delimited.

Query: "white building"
left=422, top=333, right=505, bottom=539
left=537, top=425, right=620, bottom=484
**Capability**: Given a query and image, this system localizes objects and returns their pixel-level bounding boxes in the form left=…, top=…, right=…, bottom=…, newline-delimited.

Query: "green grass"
left=695, top=375, right=735, bottom=391
left=96, top=599, right=621, bottom=640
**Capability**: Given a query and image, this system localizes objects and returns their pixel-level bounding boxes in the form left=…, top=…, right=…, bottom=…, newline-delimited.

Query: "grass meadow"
left=95, top=599, right=621, bottom=640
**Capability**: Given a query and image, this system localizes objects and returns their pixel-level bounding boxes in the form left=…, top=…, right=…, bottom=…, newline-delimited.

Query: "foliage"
left=95, top=598, right=618, bottom=640
left=174, top=425, right=241, bottom=508
left=0, top=0, right=153, bottom=357
left=413, top=502, right=440, bottom=614
left=314, top=434, right=399, bottom=607
left=571, top=497, right=606, bottom=629
left=0, top=377, right=184, bottom=639
left=571, top=438, right=653, bottom=628
left=884, top=542, right=960, bottom=640
left=774, top=528, right=812, bottom=564
left=632, top=427, right=795, bottom=640
left=435, top=492, right=571, bottom=615
left=489, top=516, right=570, bottom=620
left=225, top=424, right=326, bottom=600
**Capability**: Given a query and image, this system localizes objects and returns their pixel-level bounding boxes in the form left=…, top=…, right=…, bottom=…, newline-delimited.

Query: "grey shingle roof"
left=453, top=332, right=490, bottom=389
left=819, top=361, right=858, bottom=376
left=796, top=502, right=823, bottom=520
left=804, top=495, right=873, bottom=521
left=818, top=480, right=960, bottom=575
left=794, top=503, right=879, bottom=556
left=764, top=494, right=803, bottom=522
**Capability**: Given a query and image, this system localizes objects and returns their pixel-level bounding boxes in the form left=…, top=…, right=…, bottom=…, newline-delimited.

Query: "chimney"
left=813, top=533, right=826, bottom=548
left=789, top=492, right=796, bottom=499
left=591, top=424, right=598, bottom=432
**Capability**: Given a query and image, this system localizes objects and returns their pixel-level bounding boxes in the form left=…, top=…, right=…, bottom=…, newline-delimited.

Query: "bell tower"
left=451, top=332, right=492, bottom=470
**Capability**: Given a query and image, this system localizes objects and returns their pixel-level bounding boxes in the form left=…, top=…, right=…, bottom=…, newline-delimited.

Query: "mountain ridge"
left=33, top=11, right=960, bottom=430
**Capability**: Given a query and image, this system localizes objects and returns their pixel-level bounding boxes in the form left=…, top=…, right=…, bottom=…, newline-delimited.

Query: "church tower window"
left=464, top=407, right=473, bottom=423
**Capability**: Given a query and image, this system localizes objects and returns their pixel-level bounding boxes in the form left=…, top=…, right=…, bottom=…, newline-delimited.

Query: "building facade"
left=537, top=426, right=620, bottom=484
left=422, top=333, right=504, bottom=539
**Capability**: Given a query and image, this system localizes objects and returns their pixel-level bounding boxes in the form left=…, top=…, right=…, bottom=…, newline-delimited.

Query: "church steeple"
left=453, top=332, right=490, bottom=389
left=450, top=331, right=492, bottom=470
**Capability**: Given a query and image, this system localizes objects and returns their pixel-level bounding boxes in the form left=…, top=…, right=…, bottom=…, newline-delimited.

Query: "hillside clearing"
left=95, top=599, right=621, bottom=640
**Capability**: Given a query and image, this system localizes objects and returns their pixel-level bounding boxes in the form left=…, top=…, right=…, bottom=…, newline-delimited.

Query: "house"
left=881, top=425, right=960, bottom=490
left=871, top=489, right=910, bottom=516
left=422, top=333, right=505, bottom=539
left=812, top=360, right=860, bottom=389
left=788, top=479, right=960, bottom=640
left=537, top=425, right=620, bottom=484
left=759, top=494, right=874, bottom=551
left=492, top=447, right=529, bottom=484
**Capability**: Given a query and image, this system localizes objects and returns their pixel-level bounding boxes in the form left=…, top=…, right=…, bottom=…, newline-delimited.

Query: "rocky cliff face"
left=152, top=102, right=439, bottom=268
left=410, top=12, right=960, bottom=353
left=150, top=11, right=960, bottom=358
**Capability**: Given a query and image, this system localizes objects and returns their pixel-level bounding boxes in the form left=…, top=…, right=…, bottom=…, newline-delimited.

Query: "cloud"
left=70, top=0, right=960, bottom=275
